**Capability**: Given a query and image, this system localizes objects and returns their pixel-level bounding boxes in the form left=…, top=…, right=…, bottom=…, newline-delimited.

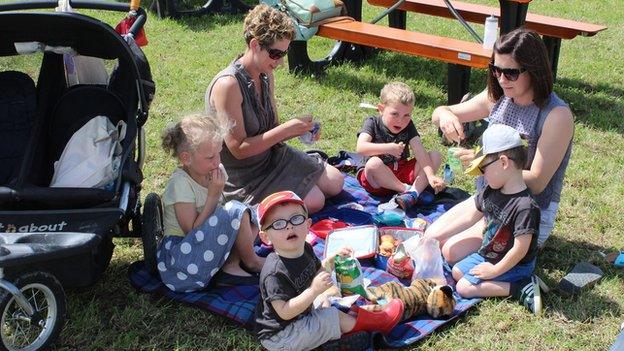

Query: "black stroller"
left=0, top=1, right=161, bottom=349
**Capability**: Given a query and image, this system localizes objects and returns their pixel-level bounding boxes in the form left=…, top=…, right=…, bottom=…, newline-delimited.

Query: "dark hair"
left=487, top=28, right=553, bottom=107
left=487, top=145, right=528, bottom=170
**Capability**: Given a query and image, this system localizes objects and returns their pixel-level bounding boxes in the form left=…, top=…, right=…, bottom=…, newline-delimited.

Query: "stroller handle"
left=0, top=0, right=144, bottom=16
left=0, top=0, right=147, bottom=46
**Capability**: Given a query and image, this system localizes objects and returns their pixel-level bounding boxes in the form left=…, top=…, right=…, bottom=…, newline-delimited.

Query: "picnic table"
left=499, top=0, right=532, bottom=34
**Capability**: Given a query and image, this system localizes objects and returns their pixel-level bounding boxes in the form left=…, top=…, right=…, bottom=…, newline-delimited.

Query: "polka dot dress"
left=156, top=200, right=251, bottom=292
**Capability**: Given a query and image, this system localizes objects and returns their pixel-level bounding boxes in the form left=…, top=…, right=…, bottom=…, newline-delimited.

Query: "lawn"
left=2, top=0, right=623, bottom=349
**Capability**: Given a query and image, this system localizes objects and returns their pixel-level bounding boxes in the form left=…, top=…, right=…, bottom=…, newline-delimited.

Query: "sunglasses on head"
left=264, top=214, right=306, bottom=231
left=262, top=45, right=289, bottom=60
left=489, top=63, right=526, bottom=82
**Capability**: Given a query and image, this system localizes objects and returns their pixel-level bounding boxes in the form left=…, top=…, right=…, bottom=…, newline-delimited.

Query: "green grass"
left=2, top=0, right=624, bottom=349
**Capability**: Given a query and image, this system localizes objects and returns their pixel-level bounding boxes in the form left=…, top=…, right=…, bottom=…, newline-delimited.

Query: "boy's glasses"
left=478, top=156, right=516, bottom=173
left=264, top=214, right=306, bottom=231
left=489, top=64, right=526, bottom=82
left=262, top=45, right=289, bottom=60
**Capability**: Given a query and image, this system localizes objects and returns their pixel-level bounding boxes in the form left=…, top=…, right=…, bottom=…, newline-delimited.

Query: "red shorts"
left=357, top=158, right=417, bottom=196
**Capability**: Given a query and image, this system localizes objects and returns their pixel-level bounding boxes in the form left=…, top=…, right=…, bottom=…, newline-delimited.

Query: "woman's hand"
left=438, top=113, right=465, bottom=144
left=283, top=115, right=314, bottom=138
left=454, top=148, right=477, bottom=167
left=207, top=167, right=226, bottom=196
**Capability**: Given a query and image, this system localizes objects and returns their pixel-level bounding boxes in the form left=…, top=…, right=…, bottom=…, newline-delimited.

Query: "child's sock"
left=404, top=184, right=418, bottom=194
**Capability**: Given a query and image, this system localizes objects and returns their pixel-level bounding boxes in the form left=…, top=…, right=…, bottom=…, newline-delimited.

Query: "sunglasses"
left=478, top=155, right=516, bottom=174
left=489, top=64, right=526, bottom=82
left=262, top=45, right=289, bottom=60
left=264, top=214, right=306, bottom=231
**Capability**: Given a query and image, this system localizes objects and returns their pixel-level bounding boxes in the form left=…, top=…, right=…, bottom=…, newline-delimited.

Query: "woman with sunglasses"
left=426, top=28, right=574, bottom=263
left=205, top=4, right=344, bottom=213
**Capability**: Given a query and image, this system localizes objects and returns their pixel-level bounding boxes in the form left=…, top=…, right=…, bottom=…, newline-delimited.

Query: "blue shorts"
left=455, top=253, right=535, bottom=285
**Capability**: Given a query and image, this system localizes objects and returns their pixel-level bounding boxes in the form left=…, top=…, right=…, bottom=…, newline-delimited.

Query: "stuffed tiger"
left=363, top=279, right=456, bottom=320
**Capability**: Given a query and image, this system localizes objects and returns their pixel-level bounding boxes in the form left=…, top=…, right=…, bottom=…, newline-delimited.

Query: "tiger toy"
left=363, top=279, right=456, bottom=320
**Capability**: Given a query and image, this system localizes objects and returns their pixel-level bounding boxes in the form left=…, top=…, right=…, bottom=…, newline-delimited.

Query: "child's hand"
left=311, top=270, right=333, bottom=295
left=454, top=148, right=477, bottom=167
left=469, top=262, right=497, bottom=280
left=322, top=247, right=353, bottom=271
left=387, top=142, right=405, bottom=158
left=428, top=175, right=446, bottom=193
left=334, top=246, right=353, bottom=258
left=207, top=167, right=226, bottom=196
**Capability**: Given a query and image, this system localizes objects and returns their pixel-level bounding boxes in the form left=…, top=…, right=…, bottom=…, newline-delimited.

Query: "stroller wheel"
left=142, top=193, right=164, bottom=274
left=0, top=272, right=67, bottom=351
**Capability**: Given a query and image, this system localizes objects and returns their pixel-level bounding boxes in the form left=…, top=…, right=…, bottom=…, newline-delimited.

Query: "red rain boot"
left=350, top=298, right=404, bottom=335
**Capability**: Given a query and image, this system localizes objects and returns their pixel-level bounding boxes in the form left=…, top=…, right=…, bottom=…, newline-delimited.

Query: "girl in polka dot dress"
left=157, top=112, right=265, bottom=292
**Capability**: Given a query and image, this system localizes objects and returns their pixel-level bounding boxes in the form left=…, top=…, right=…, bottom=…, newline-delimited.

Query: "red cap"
left=258, top=191, right=306, bottom=226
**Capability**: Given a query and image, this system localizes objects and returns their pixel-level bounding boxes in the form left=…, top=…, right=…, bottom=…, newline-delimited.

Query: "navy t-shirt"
left=358, top=115, right=419, bottom=164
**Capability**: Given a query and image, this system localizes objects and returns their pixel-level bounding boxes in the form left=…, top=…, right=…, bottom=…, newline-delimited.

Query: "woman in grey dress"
left=206, top=4, right=344, bottom=213
left=425, top=28, right=574, bottom=263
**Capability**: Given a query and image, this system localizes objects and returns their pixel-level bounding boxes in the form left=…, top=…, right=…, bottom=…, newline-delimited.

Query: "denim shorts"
left=455, top=252, right=535, bottom=285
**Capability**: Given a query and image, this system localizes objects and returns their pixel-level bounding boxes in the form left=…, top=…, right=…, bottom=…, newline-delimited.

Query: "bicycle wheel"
left=0, top=272, right=67, bottom=351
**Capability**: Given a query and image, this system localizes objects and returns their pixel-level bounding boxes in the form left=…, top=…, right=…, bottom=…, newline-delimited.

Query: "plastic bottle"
left=483, top=15, right=498, bottom=50
left=299, top=121, right=321, bottom=145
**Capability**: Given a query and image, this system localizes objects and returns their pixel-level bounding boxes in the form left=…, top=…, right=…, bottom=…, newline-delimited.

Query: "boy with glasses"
left=255, top=191, right=404, bottom=351
left=450, top=124, right=544, bottom=315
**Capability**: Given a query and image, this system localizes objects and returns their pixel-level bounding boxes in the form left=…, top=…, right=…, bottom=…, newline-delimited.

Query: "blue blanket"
left=128, top=174, right=481, bottom=348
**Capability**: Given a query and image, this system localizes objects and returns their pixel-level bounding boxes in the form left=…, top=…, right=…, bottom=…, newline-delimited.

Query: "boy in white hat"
left=451, top=124, right=543, bottom=315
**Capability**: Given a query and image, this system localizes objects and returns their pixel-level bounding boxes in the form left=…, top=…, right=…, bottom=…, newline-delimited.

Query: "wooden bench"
left=288, top=17, right=491, bottom=104
left=367, top=0, right=607, bottom=78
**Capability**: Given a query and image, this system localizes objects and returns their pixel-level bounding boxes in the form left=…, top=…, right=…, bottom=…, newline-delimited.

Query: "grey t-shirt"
left=255, top=243, right=321, bottom=340
left=358, top=115, right=419, bottom=164
left=475, top=186, right=540, bottom=264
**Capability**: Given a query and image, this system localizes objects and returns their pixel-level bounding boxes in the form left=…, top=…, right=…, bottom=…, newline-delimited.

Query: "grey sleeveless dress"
left=206, top=59, right=324, bottom=205
left=487, top=92, right=572, bottom=209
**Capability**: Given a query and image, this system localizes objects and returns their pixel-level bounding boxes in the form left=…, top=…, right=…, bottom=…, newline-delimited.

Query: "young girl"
left=158, top=112, right=265, bottom=292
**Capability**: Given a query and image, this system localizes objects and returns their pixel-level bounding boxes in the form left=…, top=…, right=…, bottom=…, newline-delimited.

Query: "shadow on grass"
left=555, top=77, right=624, bottom=134
left=537, top=235, right=622, bottom=321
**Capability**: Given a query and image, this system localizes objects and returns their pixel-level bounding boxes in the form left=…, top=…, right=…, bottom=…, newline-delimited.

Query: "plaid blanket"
left=128, top=174, right=481, bottom=348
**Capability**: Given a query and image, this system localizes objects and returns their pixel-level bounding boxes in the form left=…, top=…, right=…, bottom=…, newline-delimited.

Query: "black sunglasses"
left=264, top=214, right=306, bottom=231
left=262, top=45, right=289, bottom=60
left=489, top=63, right=526, bottom=82
left=478, top=155, right=516, bottom=173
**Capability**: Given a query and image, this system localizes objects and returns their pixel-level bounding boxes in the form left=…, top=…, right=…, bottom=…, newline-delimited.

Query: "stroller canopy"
left=0, top=9, right=154, bottom=125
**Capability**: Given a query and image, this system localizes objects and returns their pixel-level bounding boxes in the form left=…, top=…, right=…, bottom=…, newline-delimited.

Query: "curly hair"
left=161, top=110, right=231, bottom=157
left=243, top=4, right=295, bottom=48
left=487, top=28, right=553, bottom=107
left=380, top=82, right=415, bottom=106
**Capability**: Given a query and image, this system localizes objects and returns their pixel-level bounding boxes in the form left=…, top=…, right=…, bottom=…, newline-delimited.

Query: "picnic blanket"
left=128, top=174, right=481, bottom=349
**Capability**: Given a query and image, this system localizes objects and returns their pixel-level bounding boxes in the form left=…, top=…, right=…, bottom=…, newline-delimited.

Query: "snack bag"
left=334, top=255, right=367, bottom=296
left=386, top=243, right=414, bottom=279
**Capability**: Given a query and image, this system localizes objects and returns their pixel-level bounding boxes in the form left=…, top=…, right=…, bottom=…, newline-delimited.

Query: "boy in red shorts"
left=356, top=82, right=445, bottom=208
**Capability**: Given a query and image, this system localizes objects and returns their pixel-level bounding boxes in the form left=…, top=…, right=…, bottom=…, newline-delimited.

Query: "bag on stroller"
left=50, top=116, right=126, bottom=189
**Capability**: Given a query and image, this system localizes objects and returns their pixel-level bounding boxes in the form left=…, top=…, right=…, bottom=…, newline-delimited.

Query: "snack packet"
left=334, top=255, right=367, bottom=296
